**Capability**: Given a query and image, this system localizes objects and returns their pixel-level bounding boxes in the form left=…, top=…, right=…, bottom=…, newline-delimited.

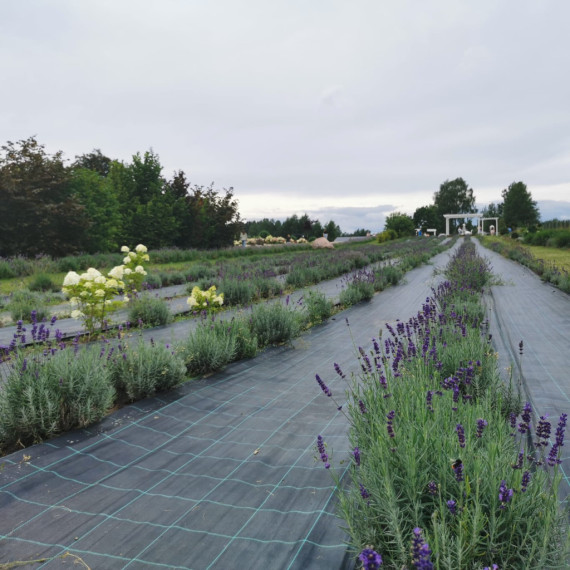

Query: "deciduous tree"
left=501, top=181, right=539, bottom=229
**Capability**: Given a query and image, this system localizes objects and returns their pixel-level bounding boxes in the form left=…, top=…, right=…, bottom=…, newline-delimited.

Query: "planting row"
left=479, top=236, right=570, bottom=294
left=315, top=240, right=567, bottom=568
left=0, top=239, right=455, bottom=456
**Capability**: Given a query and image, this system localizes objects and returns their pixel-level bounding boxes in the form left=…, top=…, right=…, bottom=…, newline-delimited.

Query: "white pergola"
left=443, top=214, right=500, bottom=236
left=443, top=213, right=482, bottom=236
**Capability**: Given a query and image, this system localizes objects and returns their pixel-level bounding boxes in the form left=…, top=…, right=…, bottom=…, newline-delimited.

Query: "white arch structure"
left=443, top=213, right=500, bottom=235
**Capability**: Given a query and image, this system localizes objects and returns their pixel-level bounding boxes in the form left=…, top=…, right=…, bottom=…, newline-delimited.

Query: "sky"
left=1, top=0, right=569, bottom=233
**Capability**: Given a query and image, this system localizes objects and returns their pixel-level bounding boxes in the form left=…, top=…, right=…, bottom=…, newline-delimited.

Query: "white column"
left=445, top=217, right=450, bottom=236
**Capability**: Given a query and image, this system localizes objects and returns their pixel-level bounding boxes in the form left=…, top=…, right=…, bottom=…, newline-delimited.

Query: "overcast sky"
left=2, top=0, right=569, bottom=232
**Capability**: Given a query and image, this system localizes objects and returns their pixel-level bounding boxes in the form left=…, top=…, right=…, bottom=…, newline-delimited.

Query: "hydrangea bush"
left=62, top=244, right=149, bottom=335
left=187, top=285, right=224, bottom=313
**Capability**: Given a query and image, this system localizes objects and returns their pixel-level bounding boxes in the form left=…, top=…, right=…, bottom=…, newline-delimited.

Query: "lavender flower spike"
left=411, top=527, right=434, bottom=569
left=358, top=549, right=382, bottom=569
left=315, top=374, right=332, bottom=397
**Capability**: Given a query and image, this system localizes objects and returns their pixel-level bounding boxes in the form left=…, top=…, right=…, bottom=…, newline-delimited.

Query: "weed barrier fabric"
left=0, top=245, right=459, bottom=569
left=474, top=240, right=570, bottom=503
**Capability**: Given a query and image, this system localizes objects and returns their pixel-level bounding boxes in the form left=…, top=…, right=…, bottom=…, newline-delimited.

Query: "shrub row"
left=317, top=240, right=567, bottom=568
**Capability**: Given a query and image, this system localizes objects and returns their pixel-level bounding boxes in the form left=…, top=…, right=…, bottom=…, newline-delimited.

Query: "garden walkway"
left=0, top=245, right=456, bottom=569
left=474, top=240, right=570, bottom=502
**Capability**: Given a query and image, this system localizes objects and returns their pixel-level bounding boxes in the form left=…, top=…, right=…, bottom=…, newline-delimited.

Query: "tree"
left=0, top=137, right=87, bottom=257
left=73, top=149, right=112, bottom=177
left=413, top=205, right=439, bottom=232
left=384, top=212, right=415, bottom=237
left=323, top=220, right=342, bottom=241
left=501, top=181, right=540, bottom=229
left=67, top=168, right=121, bottom=253
left=433, top=178, right=476, bottom=233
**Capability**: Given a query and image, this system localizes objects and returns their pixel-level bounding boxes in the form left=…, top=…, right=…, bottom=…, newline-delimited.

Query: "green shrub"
left=143, top=273, right=163, bottom=289
left=28, top=273, right=59, bottom=292
left=249, top=302, right=301, bottom=347
left=253, top=277, right=283, bottom=299
left=339, top=281, right=374, bottom=306
left=128, top=296, right=173, bottom=327
left=8, top=290, right=50, bottom=323
left=0, top=347, right=115, bottom=450
left=220, top=277, right=255, bottom=306
left=168, top=271, right=186, bottom=285
left=181, top=321, right=238, bottom=375
left=304, top=290, right=333, bottom=323
left=0, top=260, right=16, bottom=279
left=109, top=339, right=186, bottom=401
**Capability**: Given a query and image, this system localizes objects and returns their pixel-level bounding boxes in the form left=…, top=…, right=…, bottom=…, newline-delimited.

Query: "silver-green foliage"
left=0, top=347, right=115, bottom=450
left=249, top=302, right=301, bottom=347
left=109, top=339, right=186, bottom=401
left=128, top=296, right=173, bottom=327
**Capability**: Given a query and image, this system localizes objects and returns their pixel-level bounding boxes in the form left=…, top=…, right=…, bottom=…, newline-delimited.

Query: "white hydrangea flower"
left=142, top=254, right=150, bottom=261
left=87, top=268, right=102, bottom=278
left=63, top=271, right=80, bottom=286
left=83, top=281, right=93, bottom=288
left=95, top=289, right=105, bottom=297
left=123, top=256, right=131, bottom=265
left=124, top=268, right=132, bottom=275
left=80, top=291, right=89, bottom=297
left=69, top=297, right=79, bottom=306
left=123, top=295, right=130, bottom=302
left=105, top=300, right=113, bottom=305
left=121, top=246, right=130, bottom=253
left=94, top=276, right=107, bottom=284
left=71, top=310, right=84, bottom=319
left=135, top=265, right=146, bottom=274
left=135, top=244, right=148, bottom=253
left=214, top=295, right=224, bottom=305
left=108, top=265, right=124, bottom=280
left=80, top=272, right=92, bottom=281
left=187, top=297, right=198, bottom=307
left=106, top=278, right=119, bottom=289
left=128, top=251, right=137, bottom=259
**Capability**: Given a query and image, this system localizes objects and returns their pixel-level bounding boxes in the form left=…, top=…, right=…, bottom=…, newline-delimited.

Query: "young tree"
left=73, top=149, right=112, bottom=177
left=433, top=178, right=476, bottom=233
left=384, top=212, right=415, bottom=237
left=323, top=220, right=342, bottom=241
left=501, top=181, right=540, bottom=229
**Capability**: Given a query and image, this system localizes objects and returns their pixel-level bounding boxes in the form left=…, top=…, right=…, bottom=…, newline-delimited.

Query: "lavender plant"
left=317, top=240, right=568, bottom=568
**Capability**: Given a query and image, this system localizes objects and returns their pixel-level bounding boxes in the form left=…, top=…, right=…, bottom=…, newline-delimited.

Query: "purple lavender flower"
left=386, top=410, right=395, bottom=438
left=498, top=480, right=514, bottom=509
left=360, top=483, right=370, bottom=501
left=358, top=548, right=382, bottom=569
left=456, top=424, right=466, bottom=448
left=427, top=481, right=437, bottom=496
left=535, top=415, right=551, bottom=447
left=476, top=419, right=488, bottom=438
left=316, top=435, right=330, bottom=469
left=353, top=447, right=361, bottom=467
left=359, top=400, right=368, bottom=414
left=518, top=402, right=532, bottom=434
left=334, top=362, right=346, bottom=379
left=519, top=471, right=531, bottom=494
left=452, top=459, right=464, bottom=482
left=447, top=499, right=457, bottom=515
left=483, top=565, right=499, bottom=570
left=316, top=374, right=332, bottom=397
left=411, top=527, right=433, bottom=569
left=555, top=413, right=567, bottom=447
left=512, top=449, right=524, bottom=470
left=426, top=390, right=434, bottom=413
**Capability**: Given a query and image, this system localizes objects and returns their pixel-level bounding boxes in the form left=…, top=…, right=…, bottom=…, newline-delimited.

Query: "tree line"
left=0, top=137, right=241, bottom=257
left=243, top=215, right=347, bottom=242
left=384, top=177, right=540, bottom=237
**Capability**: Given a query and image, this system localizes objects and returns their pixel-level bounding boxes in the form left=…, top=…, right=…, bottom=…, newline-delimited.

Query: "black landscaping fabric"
left=1, top=240, right=569, bottom=568
left=474, top=240, right=570, bottom=502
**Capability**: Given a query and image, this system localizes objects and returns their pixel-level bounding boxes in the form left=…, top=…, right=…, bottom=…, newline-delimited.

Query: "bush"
left=249, top=302, right=301, bottom=347
left=28, top=273, right=59, bottom=292
left=143, top=273, right=163, bottom=289
left=168, top=271, right=187, bottom=285
left=8, top=290, right=50, bottom=323
left=339, top=281, right=374, bottom=306
left=253, top=276, right=283, bottom=299
left=109, top=338, right=186, bottom=401
left=0, top=260, right=16, bottom=279
left=304, top=290, right=333, bottom=323
left=182, top=320, right=238, bottom=375
left=220, top=277, right=255, bottom=306
left=376, top=230, right=397, bottom=243
left=0, top=347, right=115, bottom=450
left=128, top=296, right=173, bottom=327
